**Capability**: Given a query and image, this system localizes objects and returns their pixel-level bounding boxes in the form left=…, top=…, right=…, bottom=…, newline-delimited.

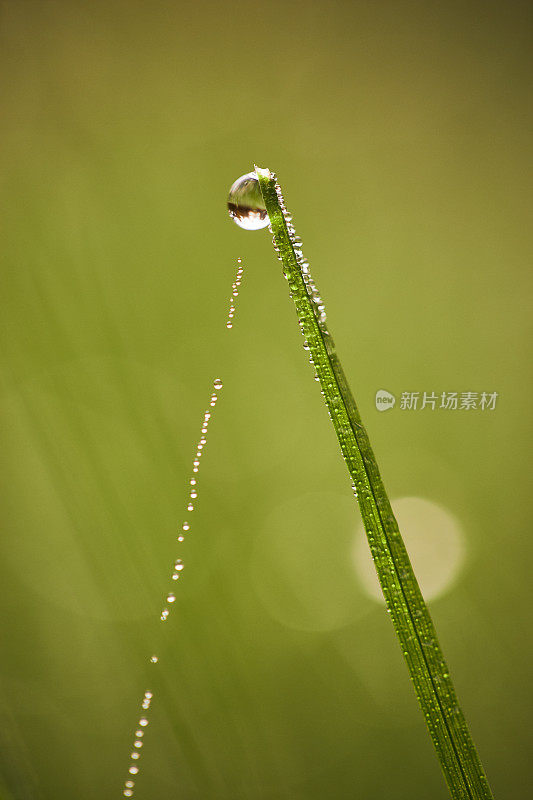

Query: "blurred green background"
left=0, top=1, right=531, bottom=798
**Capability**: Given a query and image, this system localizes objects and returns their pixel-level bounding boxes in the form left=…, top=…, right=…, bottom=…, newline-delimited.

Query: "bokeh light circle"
left=353, top=496, right=466, bottom=603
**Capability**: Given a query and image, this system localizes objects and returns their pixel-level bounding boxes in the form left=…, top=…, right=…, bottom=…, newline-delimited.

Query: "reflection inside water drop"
left=227, top=172, right=269, bottom=231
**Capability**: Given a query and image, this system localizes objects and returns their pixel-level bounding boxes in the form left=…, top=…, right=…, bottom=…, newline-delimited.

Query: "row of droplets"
left=266, top=173, right=332, bottom=398
left=267, top=172, right=364, bottom=490
left=159, top=375, right=222, bottom=623
left=122, top=693, right=152, bottom=796
left=226, top=258, right=244, bottom=328
left=121, top=259, right=244, bottom=798
left=272, top=177, right=328, bottom=332
left=270, top=177, right=372, bottom=506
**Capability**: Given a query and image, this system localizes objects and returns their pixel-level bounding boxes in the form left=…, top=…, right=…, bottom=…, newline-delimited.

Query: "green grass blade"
left=255, top=165, right=493, bottom=800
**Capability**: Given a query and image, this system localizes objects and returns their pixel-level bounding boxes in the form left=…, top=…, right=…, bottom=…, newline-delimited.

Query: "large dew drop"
left=227, top=172, right=269, bottom=231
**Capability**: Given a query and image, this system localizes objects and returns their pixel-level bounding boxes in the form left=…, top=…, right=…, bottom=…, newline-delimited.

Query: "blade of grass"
left=255, top=166, right=493, bottom=800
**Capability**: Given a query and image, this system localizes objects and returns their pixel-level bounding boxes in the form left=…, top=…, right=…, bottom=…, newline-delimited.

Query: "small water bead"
left=227, top=172, right=269, bottom=231
left=129, top=766, right=139, bottom=775
left=160, top=609, right=169, bottom=621
left=125, top=782, right=134, bottom=789
left=139, top=718, right=149, bottom=727
left=177, top=535, right=184, bottom=542
left=213, top=378, right=223, bottom=390
left=187, top=503, right=194, bottom=511
left=124, top=791, right=133, bottom=797
left=134, top=740, right=143, bottom=748
left=167, top=593, right=176, bottom=603
left=182, top=522, right=190, bottom=531
left=131, top=752, right=140, bottom=760
left=175, top=559, right=184, bottom=571
left=135, top=731, right=143, bottom=738
left=149, top=655, right=158, bottom=663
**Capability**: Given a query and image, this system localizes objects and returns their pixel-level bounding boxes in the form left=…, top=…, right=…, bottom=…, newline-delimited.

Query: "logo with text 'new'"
left=375, top=390, right=396, bottom=411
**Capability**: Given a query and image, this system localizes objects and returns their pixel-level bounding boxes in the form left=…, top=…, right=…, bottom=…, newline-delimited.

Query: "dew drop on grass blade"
left=243, top=165, right=493, bottom=800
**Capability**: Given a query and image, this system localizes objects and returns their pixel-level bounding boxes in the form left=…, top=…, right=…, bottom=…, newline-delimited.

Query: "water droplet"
left=131, top=752, right=140, bottom=760
left=150, top=655, right=158, bottom=663
left=227, top=172, right=269, bottom=231
left=187, top=503, right=194, bottom=511
left=160, top=608, right=169, bottom=621
left=182, top=522, right=190, bottom=531
left=177, top=535, right=184, bottom=542
left=139, top=718, right=149, bottom=727
left=129, top=766, right=139, bottom=775
left=134, top=740, right=143, bottom=748
left=124, top=791, right=133, bottom=797
left=174, top=559, right=184, bottom=571
left=125, top=782, right=134, bottom=789
left=213, top=378, right=223, bottom=390
left=166, top=593, right=176, bottom=603
left=135, top=730, right=143, bottom=738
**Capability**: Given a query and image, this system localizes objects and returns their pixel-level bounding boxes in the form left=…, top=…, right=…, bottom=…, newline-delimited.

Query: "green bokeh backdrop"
left=1, top=1, right=531, bottom=798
